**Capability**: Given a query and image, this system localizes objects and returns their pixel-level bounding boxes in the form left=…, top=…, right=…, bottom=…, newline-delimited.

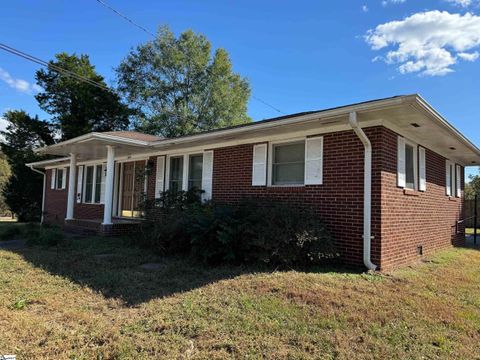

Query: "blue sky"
left=0, top=0, right=479, bottom=177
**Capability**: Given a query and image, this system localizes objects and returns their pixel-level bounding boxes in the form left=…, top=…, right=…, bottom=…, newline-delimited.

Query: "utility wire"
left=95, top=0, right=156, bottom=38
left=94, top=0, right=285, bottom=114
left=0, top=43, right=114, bottom=93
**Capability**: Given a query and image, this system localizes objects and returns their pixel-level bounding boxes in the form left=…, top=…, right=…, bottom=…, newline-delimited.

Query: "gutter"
left=348, top=112, right=377, bottom=271
left=28, top=165, right=46, bottom=224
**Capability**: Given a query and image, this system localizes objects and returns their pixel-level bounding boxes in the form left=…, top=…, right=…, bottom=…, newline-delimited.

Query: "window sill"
left=448, top=196, right=458, bottom=201
left=403, top=189, right=419, bottom=197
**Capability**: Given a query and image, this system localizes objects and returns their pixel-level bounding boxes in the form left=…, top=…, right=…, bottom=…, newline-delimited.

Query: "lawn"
left=0, top=224, right=479, bottom=359
left=466, top=228, right=480, bottom=235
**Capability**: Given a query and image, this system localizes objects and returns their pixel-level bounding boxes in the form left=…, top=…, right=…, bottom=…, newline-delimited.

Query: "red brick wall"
left=379, top=127, right=464, bottom=269
left=44, top=168, right=104, bottom=224
left=42, top=125, right=465, bottom=269
left=209, top=127, right=384, bottom=267
left=44, top=168, right=68, bottom=224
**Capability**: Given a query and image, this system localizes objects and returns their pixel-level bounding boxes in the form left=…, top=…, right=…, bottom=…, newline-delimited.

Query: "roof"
left=29, top=94, right=480, bottom=167
left=102, top=131, right=163, bottom=142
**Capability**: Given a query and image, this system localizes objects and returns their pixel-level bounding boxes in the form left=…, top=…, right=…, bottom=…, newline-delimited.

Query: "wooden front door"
left=120, top=161, right=146, bottom=217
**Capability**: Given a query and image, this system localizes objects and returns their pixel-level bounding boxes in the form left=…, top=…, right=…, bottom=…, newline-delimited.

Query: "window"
left=83, top=164, right=103, bottom=204
left=84, top=166, right=94, bottom=203
left=169, top=156, right=184, bottom=193
left=397, top=137, right=418, bottom=190
left=188, top=154, right=203, bottom=190
left=405, top=144, right=415, bottom=189
left=55, top=168, right=65, bottom=190
left=272, top=141, right=305, bottom=185
left=94, top=164, right=102, bottom=203
left=446, top=160, right=455, bottom=196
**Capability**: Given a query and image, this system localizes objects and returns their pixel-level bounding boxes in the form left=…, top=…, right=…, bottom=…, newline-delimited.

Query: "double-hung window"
left=83, top=164, right=104, bottom=204
left=188, top=154, right=203, bottom=190
left=51, top=168, right=66, bottom=190
left=56, top=168, right=64, bottom=189
left=397, top=137, right=423, bottom=191
left=272, top=141, right=305, bottom=185
left=169, top=156, right=184, bottom=193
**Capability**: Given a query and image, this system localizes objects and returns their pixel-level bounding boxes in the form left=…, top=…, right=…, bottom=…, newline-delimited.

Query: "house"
left=27, top=94, right=480, bottom=270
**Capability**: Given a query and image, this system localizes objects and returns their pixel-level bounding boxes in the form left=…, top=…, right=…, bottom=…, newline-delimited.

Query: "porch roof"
left=29, top=94, right=480, bottom=167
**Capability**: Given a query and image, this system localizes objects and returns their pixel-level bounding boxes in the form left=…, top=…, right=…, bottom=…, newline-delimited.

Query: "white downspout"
left=348, top=112, right=377, bottom=271
left=29, top=166, right=46, bottom=224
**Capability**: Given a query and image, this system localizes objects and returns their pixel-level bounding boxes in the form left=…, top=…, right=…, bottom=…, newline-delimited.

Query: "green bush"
left=25, top=223, right=65, bottom=247
left=190, top=200, right=337, bottom=267
left=0, top=224, right=22, bottom=241
left=139, top=191, right=337, bottom=268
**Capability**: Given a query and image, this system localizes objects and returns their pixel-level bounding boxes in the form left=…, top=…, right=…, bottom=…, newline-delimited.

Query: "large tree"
left=1, top=110, right=55, bottom=221
left=36, top=53, right=132, bottom=140
left=116, top=26, right=251, bottom=137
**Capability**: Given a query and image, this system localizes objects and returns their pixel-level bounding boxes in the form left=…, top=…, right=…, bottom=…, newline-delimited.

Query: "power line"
left=0, top=43, right=114, bottom=93
left=94, top=0, right=285, bottom=114
left=95, top=0, right=156, bottom=38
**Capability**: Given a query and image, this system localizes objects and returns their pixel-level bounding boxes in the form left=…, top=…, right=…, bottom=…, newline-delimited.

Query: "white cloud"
left=365, top=11, right=480, bottom=76
left=362, top=5, right=369, bottom=12
left=458, top=51, right=480, bottom=61
left=382, top=0, right=406, bottom=6
left=0, top=67, right=40, bottom=94
left=445, top=0, right=473, bottom=7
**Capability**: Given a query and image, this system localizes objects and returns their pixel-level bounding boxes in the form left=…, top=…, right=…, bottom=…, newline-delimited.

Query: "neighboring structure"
left=27, top=95, right=480, bottom=269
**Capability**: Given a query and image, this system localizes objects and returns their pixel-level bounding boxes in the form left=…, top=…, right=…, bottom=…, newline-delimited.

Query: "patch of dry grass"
left=0, top=235, right=479, bottom=359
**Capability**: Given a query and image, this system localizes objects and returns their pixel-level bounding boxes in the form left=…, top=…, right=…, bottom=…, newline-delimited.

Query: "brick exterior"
left=44, top=168, right=104, bottom=225
left=378, top=127, right=464, bottom=269
left=42, top=125, right=465, bottom=269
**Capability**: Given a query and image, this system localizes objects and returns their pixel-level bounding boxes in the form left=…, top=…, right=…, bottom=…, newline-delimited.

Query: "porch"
left=64, top=217, right=142, bottom=237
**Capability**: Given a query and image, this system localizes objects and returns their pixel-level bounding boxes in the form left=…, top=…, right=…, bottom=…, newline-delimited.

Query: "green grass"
left=466, top=228, right=480, bottom=235
left=0, top=236, right=479, bottom=359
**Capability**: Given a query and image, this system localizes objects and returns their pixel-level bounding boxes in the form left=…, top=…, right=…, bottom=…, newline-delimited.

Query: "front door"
left=120, top=160, right=146, bottom=217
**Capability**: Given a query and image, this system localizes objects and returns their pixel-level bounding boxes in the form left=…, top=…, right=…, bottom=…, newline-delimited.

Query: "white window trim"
left=446, top=160, right=456, bottom=197
left=456, top=164, right=461, bottom=198
left=81, top=163, right=105, bottom=205
left=165, top=151, right=209, bottom=193
left=268, top=137, right=306, bottom=187
left=398, top=138, right=418, bottom=191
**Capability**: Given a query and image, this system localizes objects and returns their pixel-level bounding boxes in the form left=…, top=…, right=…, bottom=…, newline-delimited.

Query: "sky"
left=0, top=0, right=479, bottom=178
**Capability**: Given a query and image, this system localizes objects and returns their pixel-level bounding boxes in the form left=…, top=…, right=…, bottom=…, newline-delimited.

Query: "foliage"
left=0, top=223, right=22, bottom=241
left=116, top=26, right=251, bottom=137
left=465, top=168, right=480, bottom=199
left=35, top=52, right=133, bottom=140
left=0, top=152, right=11, bottom=215
left=1, top=110, right=54, bottom=221
left=189, top=200, right=337, bottom=267
left=24, top=223, right=65, bottom=247
left=139, top=193, right=337, bottom=268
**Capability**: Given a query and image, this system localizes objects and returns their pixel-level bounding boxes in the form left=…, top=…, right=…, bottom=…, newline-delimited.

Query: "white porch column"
left=65, top=153, right=77, bottom=220
left=103, top=145, right=115, bottom=225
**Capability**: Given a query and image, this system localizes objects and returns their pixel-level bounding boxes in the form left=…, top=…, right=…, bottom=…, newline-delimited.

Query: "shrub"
left=138, top=188, right=203, bottom=253
left=190, top=200, right=337, bottom=267
left=25, top=223, right=65, bottom=247
left=0, top=224, right=22, bottom=241
left=138, top=192, right=337, bottom=268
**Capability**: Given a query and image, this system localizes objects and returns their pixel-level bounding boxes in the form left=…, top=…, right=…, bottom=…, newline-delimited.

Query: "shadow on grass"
left=10, top=236, right=359, bottom=306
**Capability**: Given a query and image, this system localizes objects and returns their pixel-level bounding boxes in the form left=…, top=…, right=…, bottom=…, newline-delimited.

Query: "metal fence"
left=464, top=198, right=479, bottom=228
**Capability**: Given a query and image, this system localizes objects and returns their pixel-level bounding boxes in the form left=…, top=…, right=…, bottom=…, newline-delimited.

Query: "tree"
left=35, top=53, right=132, bottom=140
left=465, top=169, right=480, bottom=199
left=0, top=153, right=11, bottom=215
left=1, top=110, right=54, bottom=221
left=116, top=26, right=251, bottom=137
